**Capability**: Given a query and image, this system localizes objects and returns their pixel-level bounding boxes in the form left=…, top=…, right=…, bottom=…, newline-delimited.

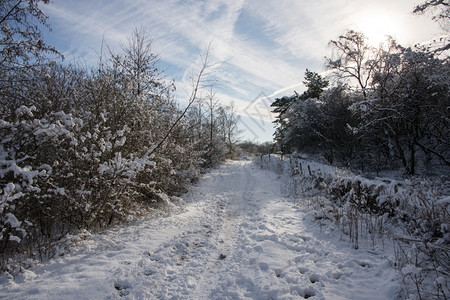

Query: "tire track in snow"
left=192, top=161, right=252, bottom=299
left=0, top=160, right=401, bottom=300
left=173, top=160, right=400, bottom=299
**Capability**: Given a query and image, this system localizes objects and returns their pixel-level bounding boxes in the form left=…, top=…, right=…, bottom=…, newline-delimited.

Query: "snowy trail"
left=0, top=160, right=400, bottom=300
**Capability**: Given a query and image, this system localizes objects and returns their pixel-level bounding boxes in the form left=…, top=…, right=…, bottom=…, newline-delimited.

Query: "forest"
left=271, top=30, right=449, bottom=176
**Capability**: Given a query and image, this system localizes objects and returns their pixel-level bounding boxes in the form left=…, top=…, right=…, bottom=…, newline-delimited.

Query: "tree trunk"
left=409, top=142, right=415, bottom=175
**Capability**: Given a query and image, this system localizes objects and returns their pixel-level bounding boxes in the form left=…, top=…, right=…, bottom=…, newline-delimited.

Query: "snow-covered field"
left=0, top=160, right=402, bottom=299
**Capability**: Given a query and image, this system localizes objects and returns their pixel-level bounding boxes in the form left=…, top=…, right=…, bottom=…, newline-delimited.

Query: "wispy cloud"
left=41, top=0, right=442, bottom=141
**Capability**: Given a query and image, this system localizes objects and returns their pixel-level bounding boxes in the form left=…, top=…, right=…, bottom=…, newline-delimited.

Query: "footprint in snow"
left=309, top=273, right=320, bottom=283
left=274, top=268, right=284, bottom=278
left=290, top=286, right=317, bottom=299
left=259, top=262, right=269, bottom=271
left=298, top=266, right=309, bottom=274
left=114, top=279, right=131, bottom=297
left=143, top=268, right=156, bottom=276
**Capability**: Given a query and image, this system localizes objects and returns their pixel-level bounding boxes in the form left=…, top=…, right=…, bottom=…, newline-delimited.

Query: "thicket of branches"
left=272, top=2, right=449, bottom=176
left=0, top=1, right=239, bottom=271
left=258, top=154, right=449, bottom=299
left=272, top=31, right=449, bottom=176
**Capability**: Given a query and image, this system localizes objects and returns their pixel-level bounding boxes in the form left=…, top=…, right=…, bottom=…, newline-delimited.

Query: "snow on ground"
left=0, top=160, right=401, bottom=299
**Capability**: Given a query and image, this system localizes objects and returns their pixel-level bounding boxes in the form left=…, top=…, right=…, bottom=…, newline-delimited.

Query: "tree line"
left=272, top=2, right=449, bottom=176
left=0, top=0, right=240, bottom=269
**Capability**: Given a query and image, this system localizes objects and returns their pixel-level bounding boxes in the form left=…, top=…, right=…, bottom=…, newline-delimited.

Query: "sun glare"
left=354, top=11, right=404, bottom=47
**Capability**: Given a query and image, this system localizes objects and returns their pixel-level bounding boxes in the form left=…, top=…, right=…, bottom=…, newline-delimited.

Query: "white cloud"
left=41, top=0, right=443, bottom=142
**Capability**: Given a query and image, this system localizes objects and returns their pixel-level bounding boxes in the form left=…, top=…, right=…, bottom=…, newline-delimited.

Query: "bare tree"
left=118, top=27, right=168, bottom=99
left=0, top=0, right=60, bottom=75
left=205, top=88, right=220, bottom=144
left=0, top=0, right=61, bottom=112
left=413, top=0, right=450, bottom=29
left=217, top=102, right=241, bottom=158
left=413, top=0, right=450, bottom=52
left=149, top=41, right=215, bottom=156
left=326, top=30, right=376, bottom=99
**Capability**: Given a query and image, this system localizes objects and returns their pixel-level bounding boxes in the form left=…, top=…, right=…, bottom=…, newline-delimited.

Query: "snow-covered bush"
left=0, top=21, right=242, bottom=273
left=0, top=62, right=177, bottom=269
left=0, top=105, right=82, bottom=264
left=257, top=154, right=449, bottom=299
left=0, top=0, right=241, bottom=273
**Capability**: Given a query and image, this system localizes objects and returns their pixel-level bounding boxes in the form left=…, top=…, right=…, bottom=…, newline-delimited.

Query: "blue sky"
left=41, top=0, right=443, bottom=142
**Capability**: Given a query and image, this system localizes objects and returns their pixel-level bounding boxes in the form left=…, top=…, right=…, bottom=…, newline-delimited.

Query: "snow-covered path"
left=0, top=160, right=400, bottom=299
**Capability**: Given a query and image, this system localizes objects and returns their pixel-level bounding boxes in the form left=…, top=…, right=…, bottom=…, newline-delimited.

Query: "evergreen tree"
left=271, top=69, right=328, bottom=154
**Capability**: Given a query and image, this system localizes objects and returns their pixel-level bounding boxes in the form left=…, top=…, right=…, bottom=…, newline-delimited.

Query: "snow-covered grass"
left=256, top=154, right=449, bottom=299
left=0, top=160, right=406, bottom=299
